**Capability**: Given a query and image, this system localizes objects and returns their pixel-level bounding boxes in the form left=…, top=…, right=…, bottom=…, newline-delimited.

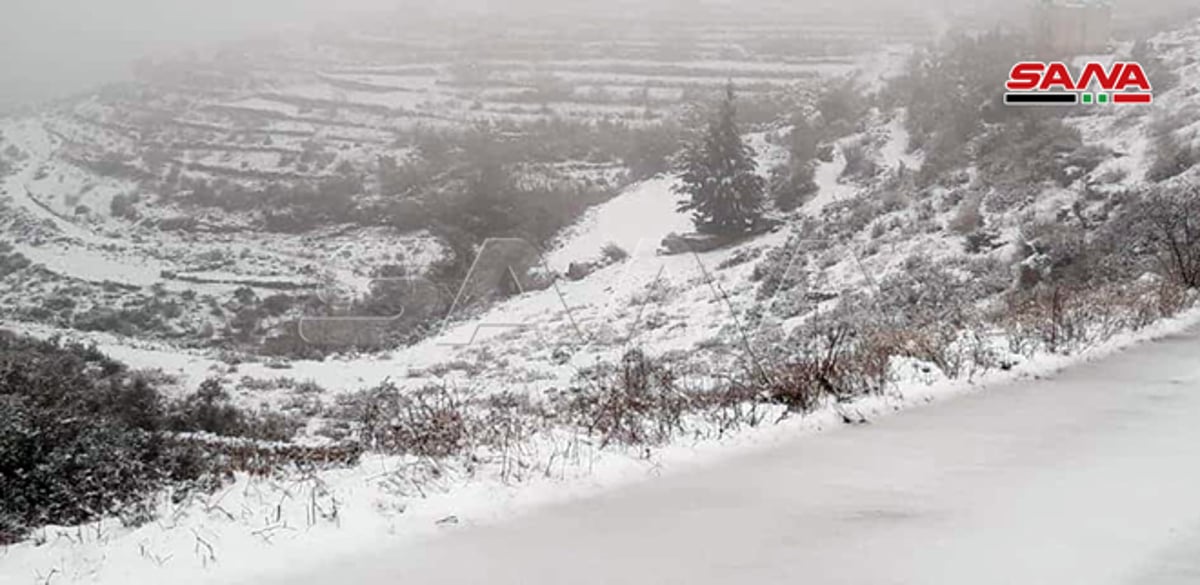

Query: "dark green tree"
left=769, top=114, right=820, bottom=212
left=673, top=83, right=766, bottom=235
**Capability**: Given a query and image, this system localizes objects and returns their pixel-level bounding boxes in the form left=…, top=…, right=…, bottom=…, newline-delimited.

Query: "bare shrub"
left=558, top=349, right=690, bottom=447
left=1002, top=286, right=1081, bottom=354
left=697, top=383, right=770, bottom=438
left=165, top=435, right=362, bottom=477
left=467, top=392, right=546, bottom=483
left=473, top=391, right=544, bottom=446
left=999, top=278, right=1192, bottom=357
left=867, top=326, right=965, bottom=379
left=759, top=346, right=839, bottom=412
left=761, top=321, right=902, bottom=412
left=343, top=382, right=470, bottom=458
left=1131, top=185, right=1200, bottom=288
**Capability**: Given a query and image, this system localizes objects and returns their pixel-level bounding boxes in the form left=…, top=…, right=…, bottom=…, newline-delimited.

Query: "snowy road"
left=271, top=327, right=1200, bottom=585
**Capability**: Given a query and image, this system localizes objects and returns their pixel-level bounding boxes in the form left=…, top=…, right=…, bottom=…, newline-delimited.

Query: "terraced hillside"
left=0, top=7, right=926, bottom=356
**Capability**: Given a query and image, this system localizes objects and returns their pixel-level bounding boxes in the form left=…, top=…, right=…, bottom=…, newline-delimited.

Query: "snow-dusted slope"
left=4, top=303, right=1197, bottom=585
left=4, top=16, right=1200, bottom=584
left=22, top=174, right=792, bottom=394
left=0, top=115, right=442, bottom=291
left=266, top=322, right=1200, bottom=585
left=547, top=176, right=692, bottom=270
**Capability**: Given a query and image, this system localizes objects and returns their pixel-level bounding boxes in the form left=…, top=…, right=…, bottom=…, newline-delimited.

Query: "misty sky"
left=0, top=0, right=955, bottom=113
left=1, top=0, right=1189, bottom=114
left=0, top=0, right=407, bottom=112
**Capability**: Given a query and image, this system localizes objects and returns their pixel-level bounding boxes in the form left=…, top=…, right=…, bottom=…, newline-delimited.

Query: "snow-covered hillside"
left=0, top=10, right=911, bottom=355
left=2, top=11, right=1200, bottom=585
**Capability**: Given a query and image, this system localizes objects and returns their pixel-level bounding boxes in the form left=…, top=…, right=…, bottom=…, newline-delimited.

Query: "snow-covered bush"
left=1145, top=131, right=1198, bottom=183
left=169, top=378, right=303, bottom=442
left=815, top=78, right=868, bottom=134
left=0, top=242, right=31, bottom=278
left=75, top=305, right=175, bottom=337
left=948, top=192, right=984, bottom=235
left=0, top=334, right=310, bottom=544
left=975, top=115, right=1093, bottom=189
left=601, top=242, right=630, bottom=263
left=769, top=160, right=818, bottom=212
left=109, top=192, right=140, bottom=220
left=0, top=334, right=198, bottom=544
left=839, top=137, right=879, bottom=181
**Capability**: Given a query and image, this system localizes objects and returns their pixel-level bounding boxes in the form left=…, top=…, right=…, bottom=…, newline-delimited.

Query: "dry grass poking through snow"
left=318, top=275, right=1194, bottom=485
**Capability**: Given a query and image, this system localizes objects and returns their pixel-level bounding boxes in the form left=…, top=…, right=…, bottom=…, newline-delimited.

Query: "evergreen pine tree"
left=673, top=82, right=766, bottom=236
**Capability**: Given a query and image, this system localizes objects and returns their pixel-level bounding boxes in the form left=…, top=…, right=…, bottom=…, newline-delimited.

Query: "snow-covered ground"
left=4, top=302, right=1198, bottom=585
left=264, top=316, right=1200, bottom=585
left=3, top=170, right=795, bottom=394
left=547, top=176, right=692, bottom=270
left=0, top=116, right=442, bottom=297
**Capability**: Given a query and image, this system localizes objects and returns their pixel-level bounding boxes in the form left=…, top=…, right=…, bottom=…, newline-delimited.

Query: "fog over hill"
left=0, top=0, right=388, bottom=112
left=0, top=0, right=982, bottom=112
left=5, top=0, right=1197, bottom=113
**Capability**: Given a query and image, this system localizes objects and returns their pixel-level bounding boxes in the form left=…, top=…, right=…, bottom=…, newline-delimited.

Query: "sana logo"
left=1004, top=61, right=1153, bottom=105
